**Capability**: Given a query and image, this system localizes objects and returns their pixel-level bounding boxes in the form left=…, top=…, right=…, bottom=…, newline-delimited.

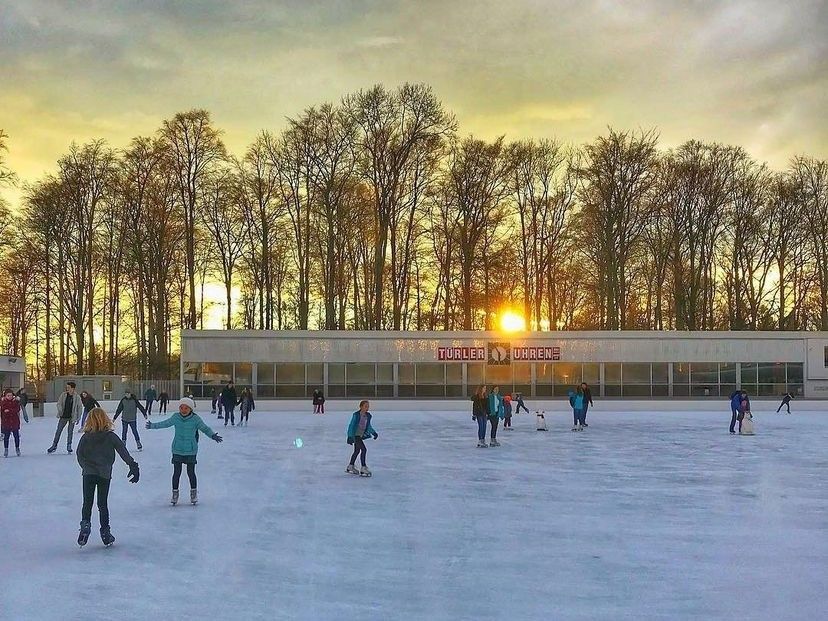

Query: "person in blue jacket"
left=146, top=397, right=223, bottom=505
left=346, top=400, right=378, bottom=477
left=487, top=386, right=504, bottom=447
left=569, top=387, right=586, bottom=431
left=729, top=390, right=743, bottom=434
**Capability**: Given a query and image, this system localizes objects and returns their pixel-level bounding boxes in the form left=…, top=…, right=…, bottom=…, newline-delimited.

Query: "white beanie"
left=179, top=397, right=196, bottom=412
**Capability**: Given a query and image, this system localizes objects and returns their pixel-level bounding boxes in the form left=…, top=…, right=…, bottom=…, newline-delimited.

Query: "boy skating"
left=776, top=392, right=794, bottom=414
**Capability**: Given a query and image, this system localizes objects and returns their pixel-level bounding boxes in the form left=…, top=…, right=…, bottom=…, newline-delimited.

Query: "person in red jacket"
left=1, top=388, right=22, bottom=457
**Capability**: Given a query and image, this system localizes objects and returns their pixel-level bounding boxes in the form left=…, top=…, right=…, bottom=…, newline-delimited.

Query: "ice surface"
left=2, top=405, right=827, bottom=620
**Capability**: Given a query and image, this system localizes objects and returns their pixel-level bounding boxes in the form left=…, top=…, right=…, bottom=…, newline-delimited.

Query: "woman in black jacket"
left=472, top=386, right=489, bottom=448
left=79, top=391, right=101, bottom=429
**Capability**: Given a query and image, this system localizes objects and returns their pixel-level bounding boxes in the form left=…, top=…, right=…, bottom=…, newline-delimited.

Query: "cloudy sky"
left=1, top=0, right=826, bottom=205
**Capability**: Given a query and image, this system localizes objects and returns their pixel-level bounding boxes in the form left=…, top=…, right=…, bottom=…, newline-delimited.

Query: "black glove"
left=127, top=463, right=140, bottom=483
left=372, top=432, right=378, bottom=440
left=347, top=437, right=354, bottom=445
left=212, top=433, right=223, bottom=443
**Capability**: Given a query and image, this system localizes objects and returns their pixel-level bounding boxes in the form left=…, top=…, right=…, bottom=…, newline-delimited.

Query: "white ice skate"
left=477, top=440, right=488, bottom=448
left=359, top=466, right=372, bottom=477
left=346, top=464, right=359, bottom=475
left=170, top=490, right=179, bottom=506
left=190, top=489, right=198, bottom=505
left=489, top=439, right=501, bottom=447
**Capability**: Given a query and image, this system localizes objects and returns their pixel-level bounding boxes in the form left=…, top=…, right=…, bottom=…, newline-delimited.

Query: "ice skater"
left=2, top=388, right=22, bottom=457
left=776, top=391, right=794, bottom=414
left=15, top=388, right=29, bottom=423
left=144, top=385, right=158, bottom=416
left=503, top=394, right=513, bottom=430
left=79, top=390, right=101, bottom=429
left=221, top=382, right=239, bottom=427
left=312, top=389, right=325, bottom=414
left=238, top=388, right=255, bottom=426
left=48, top=381, right=82, bottom=454
left=76, top=407, right=139, bottom=547
left=569, top=387, right=586, bottom=431
left=346, top=400, right=378, bottom=477
left=487, top=386, right=504, bottom=446
left=514, top=392, right=530, bottom=415
left=472, top=385, right=489, bottom=447
left=580, top=382, right=594, bottom=427
left=146, top=397, right=223, bottom=505
left=158, top=390, right=170, bottom=414
left=535, top=410, right=547, bottom=431
left=729, top=389, right=742, bottom=434
left=113, top=389, right=147, bottom=450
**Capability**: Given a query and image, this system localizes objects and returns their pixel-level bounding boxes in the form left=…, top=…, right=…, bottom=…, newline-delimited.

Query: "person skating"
left=503, top=394, right=513, bottom=430
left=221, top=382, right=240, bottom=427
left=113, top=390, right=147, bottom=451
left=487, top=386, right=504, bottom=446
left=144, top=385, right=158, bottom=416
left=15, top=388, right=29, bottom=423
left=312, top=389, right=326, bottom=414
left=514, top=392, right=530, bottom=415
left=776, top=392, right=794, bottom=414
left=569, top=388, right=586, bottom=431
left=48, top=381, right=82, bottom=454
left=472, top=386, right=489, bottom=447
left=580, top=383, right=594, bottom=427
left=211, top=387, right=218, bottom=416
left=729, top=389, right=742, bottom=434
left=79, top=390, right=101, bottom=429
left=146, top=397, right=222, bottom=505
left=346, top=400, right=378, bottom=477
left=2, top=388, right=22, bottom=457
left=76, top=407, right=139, bottom=546
left=158, top=390, right=170, bottom=414
left=238, top=388, right=255, bottom=426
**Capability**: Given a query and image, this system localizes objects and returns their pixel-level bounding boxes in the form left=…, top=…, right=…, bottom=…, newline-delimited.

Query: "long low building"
left=180, top=330, right=828, bottom=400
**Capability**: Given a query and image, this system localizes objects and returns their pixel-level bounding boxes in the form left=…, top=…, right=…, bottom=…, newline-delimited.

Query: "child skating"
left=515, top=392, right=530, bottom=415
left=2, top=388, right=22, bottom=457
left=346, top=400, right=378, bottom=477
left=569, top=388, right=586, bottom=431
left=146, top=397, right=222, bottom=505
left=739, top=398, right=755, bottom=435
left=75, top=407, right=140, bottom=547
left=503, top=394, right=513, bottom=430
left=238, top=388, right=255, bottom=426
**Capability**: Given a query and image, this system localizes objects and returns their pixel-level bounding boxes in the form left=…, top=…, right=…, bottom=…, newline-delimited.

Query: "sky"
left=1, top=0, right=826, bottom=207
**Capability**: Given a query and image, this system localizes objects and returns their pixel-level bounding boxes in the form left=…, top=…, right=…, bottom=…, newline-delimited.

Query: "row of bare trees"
left=0, top=83, right=827, bottom=381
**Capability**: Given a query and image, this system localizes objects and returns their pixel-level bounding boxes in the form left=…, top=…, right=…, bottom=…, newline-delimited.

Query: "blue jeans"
left=573, top=409, right=585, bottom=425
left=121, top=420, right=141, bottom=447
left=476, top=415, right=487, bottom=441
left=81, top=408, right=92, bottom=428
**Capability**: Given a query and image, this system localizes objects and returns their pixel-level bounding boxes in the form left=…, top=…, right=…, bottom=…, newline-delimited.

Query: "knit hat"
left=179, top=397, right=196, bottom=412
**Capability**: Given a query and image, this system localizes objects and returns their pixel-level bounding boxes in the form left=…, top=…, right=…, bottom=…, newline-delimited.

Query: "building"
left=0, top=356, right=26, bottom=393
left=180, top=330, right=828, bottom=400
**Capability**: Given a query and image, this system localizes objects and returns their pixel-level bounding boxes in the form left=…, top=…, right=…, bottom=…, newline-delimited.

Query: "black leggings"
left=160, top=401, right=168, bottom=413
left=3, top=430, right=20, bottom=449
left=172, top=462, right=197, bottom=490
left=349, top=437, right=367, bottom=467
left=240, top=408, right=250, bottom=423
left=82, top=475, right=111, bottom=527
left=489, top=416, right=499, bottom=439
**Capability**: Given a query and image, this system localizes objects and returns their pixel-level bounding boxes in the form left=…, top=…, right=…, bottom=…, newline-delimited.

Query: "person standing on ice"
left=776, top=391, right=794, bottom=414
left=503, top=394, right=514, bottom=430
left=2, top=388, right=22, bottom=457
left=113, top=390, right=147, bottom=451
left=729, top=389, right=742, bottom=434
left=15, top=388, right=29, bottom=423
left=238, top=387, right=255, bottom=426
left=144, top=385, right=158, bottom=416
left=158, top=390, right=170, bottom=415
left=569, top=387, right=586, bottom=431
left=472, top=385, right=489, bottom=447
left=580, top=382, right=594, bottom=427
left=487, top=386, right=504, bottom=446
left=79, top=390, right=101, bottom=429
left=346, top=400, right=378, bottom=477
left=48, top=381, right=82, bottom=454
left=221, top=382, right=240, bottom=427
left=75, top=407, right=139, bottom=547
left=146, top=397, right=223, bottom=505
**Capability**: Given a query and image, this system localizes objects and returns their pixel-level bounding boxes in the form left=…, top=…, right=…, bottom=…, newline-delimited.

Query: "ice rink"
left=2, top=403, right=826, bottom=621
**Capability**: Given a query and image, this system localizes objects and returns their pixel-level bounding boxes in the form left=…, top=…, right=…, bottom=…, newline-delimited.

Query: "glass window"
left=398, top=384, right=415, bottom=397
left=535, top=363, right=553, bottom=383
left=652, top=384, right=669, bottom=397
left=691, top=385, right=717, bottom=397
left=183, top=363, right=202, bottom=382
left=536, top=383, right=554, bottom=397
left=652, top=363, right=668, bottom=384
left=721, top=384, right=737, bottom=399
left=758, top=362, right=785, bottom=384
left=203, top=362, right=232, bottom=383
left=257, top=385, right=274, bottom=398
left=257, top=363, right=274, bottom=384
left=417, top=385, right=445, bottom=397
left=347, top=363, right=375, bottom=384
left=756, top=384, right=777, bottom=397
left=276, top=363, right=305, bottom=384
left=672, top=384, right=689, bottom=397
left=741, top=383, right=757, bottom=396
left=306, top=364, right=323, bottom=384
left=485, top=365, right=511, bottom=386
left=328, top=364, right=345, bottom=384
left=446, top=385, right=464, bottom=397
left=672, top=363, right=689, bottom=384
left=377, top=364, right=394, bottom=383
left=788, top=384, right=804, bottom=396
left=274, top=385, right=305, bottom=398
left=623, top=384, right=651, bottom=397
left=740, top=363, right=757, bottom=384
left=513, top=363, right=531, bottom=384
left=554, top=363, right=581, bottom=386
left=720, top=363, right=737, bottom=385
left=377, top=385, right=394, bottom=398
left=347, top=384, right=374, bottom=398
left=417, top=364, right=445, bottom=384
left=235, top=363, right=252, bottom=385
left=328, top=384, right=345, bottom=398
left=446, top=364, right=463, bottom=384
left=554, top=384, right=573, bottom=397
left=691, top=363, right=718, bottom=385
left=604, top=384, right=621, bottom=397
left=787, top=363, right=803, bottom=383
left=605, top=364, right=621, bottom=384
left=398, top=364, right=415, bottom=385
left=623, top=363, right=651, bottom=384
left=583, top=364, right=600, bottom=385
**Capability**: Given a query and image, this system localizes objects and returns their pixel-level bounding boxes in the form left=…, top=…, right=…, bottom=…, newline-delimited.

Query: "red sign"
left=512, top=346, right=560, bottom=361
left=437, top=346, right=486, bottom=361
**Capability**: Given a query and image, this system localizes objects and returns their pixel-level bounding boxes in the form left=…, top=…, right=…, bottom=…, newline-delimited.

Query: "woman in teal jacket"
left=346, top=400, right=378, bottom=477
left=487, top=386, right=505, bottom=447
left=569, top=388, right=586, bottom=431
left=146, top=397, right=222, bottom=505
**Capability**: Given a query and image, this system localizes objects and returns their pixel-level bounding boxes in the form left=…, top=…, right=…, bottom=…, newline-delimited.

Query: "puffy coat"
left=56, top=392, right=83, bottom=422
left=148, top=412, right=216, bottom=456
left=488, top=392, right=504, bottom=418
left=114, top=396, right=147, bottom=422
left=221, top=386, right=239, bottom=409
left=347, top=411, right=377, bottom=441
left=1, top=397, right=21, bottom=432
left=76, top=431, right=137, bottom=478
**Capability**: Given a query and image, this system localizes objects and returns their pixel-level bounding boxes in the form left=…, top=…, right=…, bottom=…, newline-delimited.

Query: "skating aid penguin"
left=536, top=411, right=547, bottom=431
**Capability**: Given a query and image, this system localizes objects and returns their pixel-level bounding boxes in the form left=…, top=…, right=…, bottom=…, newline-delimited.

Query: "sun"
left=499, top=311, right=526, bottom=333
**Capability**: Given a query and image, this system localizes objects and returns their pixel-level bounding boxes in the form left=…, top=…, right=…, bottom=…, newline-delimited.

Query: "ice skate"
left=67, top=446, right=73, bottom=454
left=190, top=489, right=198, bottom=505
left=47, top=445, right=56, bottom=454
left=77, top=520, right=91, bottom=546
left=571, top=425, right=579, bottom=431
left=137, top=443, right=143, bottom=451
left=15, top=448, right=20, bottom=456
left=489, top=439, right=500, bottom=447
left=346, top=464, right=359, bottom=475
left=3, top=448, right=7, bottom=458
left=100, top=526, right=115, bottom=547
left=477, top=440, right=488, bottom=448
left=171, top=490, right=179, bottom=505
left=359, top=466, right=372, bottom=477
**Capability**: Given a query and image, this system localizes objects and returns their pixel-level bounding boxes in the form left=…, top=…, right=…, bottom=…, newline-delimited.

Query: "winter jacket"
left=16, top=390, right=29, bottom=408
left=730, top=392, right=743, bottom=412
left=568, top=390, right=585, bottom=410
left=56, top=392, right=83, bottom=422
left=144, top=388, right=158, bottom=401
left=76, top=431, right=137, bottom=479
left=221, top=386, right=239, bottom=409
left=471, top=395, right=487, bottom=419
left=148, top=412, right=216, bottom=456
left=583, top=387, right=594, bottom=406
left=347, top=411, right=377, bottom=441
left=159, top=392, right=170, bottom=404
left=114, top=396, right=147, bottom=422
left=81, top=395, right=100, bottom=412
left=240, top=394, right=255, bottom=413
left=1, top=397, right=21, bottom=432
left=781, top=393, right=794, bottom=404
left=487, top=392, right=504, bottom=418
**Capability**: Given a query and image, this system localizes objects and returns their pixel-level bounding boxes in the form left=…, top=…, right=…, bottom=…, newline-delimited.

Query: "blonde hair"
left=84, top=407, right=114, bottom=433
